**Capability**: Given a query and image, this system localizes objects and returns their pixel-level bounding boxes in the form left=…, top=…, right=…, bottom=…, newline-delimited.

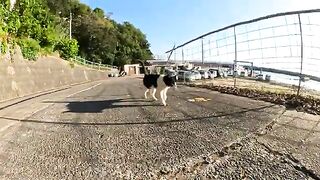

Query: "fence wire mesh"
left=167, top=9, right=320, bottom=97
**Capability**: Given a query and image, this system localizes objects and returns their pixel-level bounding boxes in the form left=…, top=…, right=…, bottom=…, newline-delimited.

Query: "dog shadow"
left=43, top=98, right=161, bottom=113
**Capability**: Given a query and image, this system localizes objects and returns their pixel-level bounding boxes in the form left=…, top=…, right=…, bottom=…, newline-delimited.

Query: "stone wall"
left=0, top=49, right=115, bottom=102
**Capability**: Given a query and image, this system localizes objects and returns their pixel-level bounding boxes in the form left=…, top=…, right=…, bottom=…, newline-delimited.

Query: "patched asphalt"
left=0, top=77, right=318, bottom=179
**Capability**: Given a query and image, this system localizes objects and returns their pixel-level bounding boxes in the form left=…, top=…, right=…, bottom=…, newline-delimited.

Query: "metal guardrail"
left=166, top=9, right=320, bottom=53
left=165, top=9, right=320, bottom=97
left=71, top=56, right=118, bottom=71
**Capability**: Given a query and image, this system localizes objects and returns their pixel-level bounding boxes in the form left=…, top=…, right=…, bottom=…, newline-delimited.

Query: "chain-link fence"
left=166, top=9, right=320, bottom=97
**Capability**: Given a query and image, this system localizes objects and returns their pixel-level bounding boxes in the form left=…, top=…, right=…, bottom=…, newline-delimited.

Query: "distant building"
left=124, top=64, right=140, bottom=76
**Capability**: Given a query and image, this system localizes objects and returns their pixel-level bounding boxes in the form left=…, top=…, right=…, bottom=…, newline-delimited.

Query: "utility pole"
left=69, top=12, right=72, bottom=39
left=10, top=0, right=16, bottom=11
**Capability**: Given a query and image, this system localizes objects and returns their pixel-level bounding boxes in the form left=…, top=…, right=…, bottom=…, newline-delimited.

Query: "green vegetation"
left=55, top=38, right=79, bottom=60
left=0, top=0, right=153, bottom=66
left=18, top=38, right=41, bottom=60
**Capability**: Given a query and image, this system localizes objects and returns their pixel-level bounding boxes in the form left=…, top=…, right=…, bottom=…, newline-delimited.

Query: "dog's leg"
left=152, top=88, right=158, bottom=101
left=144, top=89, right=150, bottom=99
left=164, top=87, right=170, bottom=101
left=162, top=87, right=170, bottom=106
left=160, top=89, right=166, bottom=106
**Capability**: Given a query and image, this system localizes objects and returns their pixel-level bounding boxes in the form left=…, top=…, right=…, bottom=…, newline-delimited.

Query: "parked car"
left=185, top=71, right=196, bottom=81
left=207, top=71, right=214, bottom=79
left=208, top=69, right=218, bottom=78
left=256, top=74, right=264, bottom=81
left=192, top=71, right=202, bottom=80
left=209, top=68, right=227, bottom=78
left=177, top=70, right=187, bottom=80
left=108, top=73, right=119, bottom=77
left=177, top=70, right=196, bottom=82
left=199, top=70, right=209, bottom=79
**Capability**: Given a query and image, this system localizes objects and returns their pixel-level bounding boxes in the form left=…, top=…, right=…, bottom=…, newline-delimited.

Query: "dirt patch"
left=193, top=78, right=320, bottom=98
left=187, top=81, right=320, bottom=115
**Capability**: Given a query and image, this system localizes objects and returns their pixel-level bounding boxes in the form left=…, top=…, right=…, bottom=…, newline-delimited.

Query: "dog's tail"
left=138, top=60, right=149, bottom=75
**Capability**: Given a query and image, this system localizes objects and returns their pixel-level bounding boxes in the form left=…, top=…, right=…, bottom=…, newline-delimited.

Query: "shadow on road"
left=43, top=98, right=160, bottom=113
left=0, top=104, right=278, bottom=126
left=0, top=88, right=70, bottom=111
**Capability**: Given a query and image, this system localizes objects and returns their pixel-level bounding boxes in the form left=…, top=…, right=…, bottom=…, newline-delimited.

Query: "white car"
left=177, top=71, right=195, bottom=82
left=192, top=71, right=202, bottom=80
left=199, top=70, right=209, bottom=79
left=185, top=72, right=196, bottom=81
left=177, top=70, right=187, bottom=80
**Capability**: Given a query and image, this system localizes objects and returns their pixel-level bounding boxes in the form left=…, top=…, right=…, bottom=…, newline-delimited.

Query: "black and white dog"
left=140, top=62, right=177, bottom=106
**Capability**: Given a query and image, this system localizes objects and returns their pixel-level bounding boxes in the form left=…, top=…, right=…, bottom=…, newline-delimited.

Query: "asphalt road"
left=0, top=77, right=314, bottom=179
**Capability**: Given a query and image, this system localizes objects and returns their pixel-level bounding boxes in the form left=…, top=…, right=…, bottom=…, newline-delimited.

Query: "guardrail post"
left=201, top=38, right=204, bottom=64
left=297, top=13, right=304, bottom=97
left=233, top=26, right=237, bottom=88
left=182, top=48, right=184, bottom=63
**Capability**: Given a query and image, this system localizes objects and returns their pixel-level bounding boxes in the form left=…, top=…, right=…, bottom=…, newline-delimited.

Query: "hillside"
left=0, top=0, right=152, bottom=67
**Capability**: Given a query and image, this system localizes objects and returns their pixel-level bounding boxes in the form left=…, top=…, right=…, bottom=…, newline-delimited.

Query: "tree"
left=93, top=8, right=104, bottom=18
left=0, top=0, right=79, bottom=60
left=45, top=0, right=72, bottom=16
left=42, top=0, right=153, bottom=66
left=115, top=22, right=153, bottom=66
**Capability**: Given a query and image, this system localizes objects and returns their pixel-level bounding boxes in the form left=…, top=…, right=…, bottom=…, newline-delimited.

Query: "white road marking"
left=29, top=104, right=53, bottom=117
left=0, top=83, right=103, bottom=134
left=67, top=83, right=102, bottom=97
left=0, top=122, right=17, bottom=134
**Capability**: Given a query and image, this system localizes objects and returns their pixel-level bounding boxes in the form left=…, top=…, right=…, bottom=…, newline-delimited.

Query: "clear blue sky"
left=80, top=0, right=320, bottom=56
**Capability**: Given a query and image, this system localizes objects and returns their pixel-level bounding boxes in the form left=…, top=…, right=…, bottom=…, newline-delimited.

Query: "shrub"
left=40, top=46, right=54, bottom=56
left=55, top=38, right=79, bottom=60
left=40, top=26, right=60, bottom=53
left=18, top=38, right=41, bottom=60
left=69, top=60, right=75, bottom=68
left=0, top=40, right=8, bottom=54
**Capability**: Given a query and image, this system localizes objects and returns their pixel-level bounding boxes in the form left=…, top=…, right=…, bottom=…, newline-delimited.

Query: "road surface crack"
left=255, top=108, right=287, bottom=136
left=156, top=135, right=253, bottom=179
left=257, top=141, right=320, bottom=180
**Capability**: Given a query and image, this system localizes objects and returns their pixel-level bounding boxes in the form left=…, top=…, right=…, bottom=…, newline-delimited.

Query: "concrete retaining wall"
left=0, top=49, right=115, bottom=102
